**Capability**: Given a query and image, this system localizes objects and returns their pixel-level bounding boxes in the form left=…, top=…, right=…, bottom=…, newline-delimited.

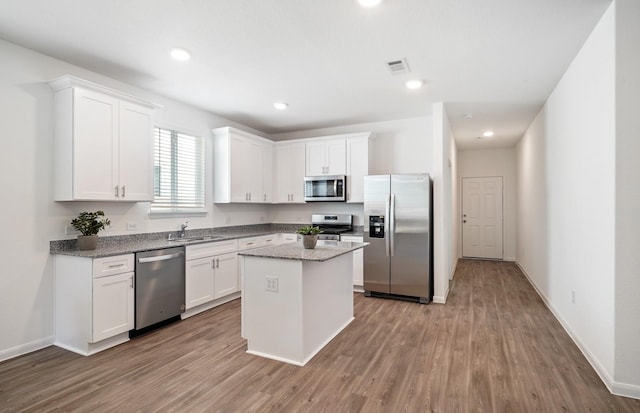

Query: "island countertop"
left=238, top=240, right=366, bottom=262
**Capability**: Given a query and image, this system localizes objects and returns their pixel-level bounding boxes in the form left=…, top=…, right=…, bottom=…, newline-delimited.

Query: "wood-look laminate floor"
left=2, top=259, right=639, bottom=412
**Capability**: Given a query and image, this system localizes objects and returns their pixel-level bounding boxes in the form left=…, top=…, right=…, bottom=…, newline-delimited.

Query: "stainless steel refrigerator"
left=363, top=174, right=433, bottom=303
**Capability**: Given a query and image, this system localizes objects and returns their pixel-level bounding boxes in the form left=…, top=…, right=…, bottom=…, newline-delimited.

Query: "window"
left=151, top=127, right=205, bottom=214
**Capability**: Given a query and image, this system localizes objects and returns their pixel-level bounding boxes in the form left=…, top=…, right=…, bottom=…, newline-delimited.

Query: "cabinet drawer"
left=280, top=233, right=299, bottom=244
left=186, top=239, right=238, bottom=261
left=92, top=254, right=135, bottom=278
left=237, top=235, right=274, bottom=251
left=340, top=235, right=363, bottom=243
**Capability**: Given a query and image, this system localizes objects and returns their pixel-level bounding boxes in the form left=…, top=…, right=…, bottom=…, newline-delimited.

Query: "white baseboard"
left=0, top=336, right=53, bottom=362
left=515, top=261, right=640, bottom=400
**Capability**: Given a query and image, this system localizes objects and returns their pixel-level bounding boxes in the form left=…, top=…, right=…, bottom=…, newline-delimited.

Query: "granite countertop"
left=238, top=240, right=367, bottom=262
left=49, top=224, right=304, bottom=258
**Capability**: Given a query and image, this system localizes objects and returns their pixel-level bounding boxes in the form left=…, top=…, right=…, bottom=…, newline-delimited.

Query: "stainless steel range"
left=311, top=214, right=353, bottom=241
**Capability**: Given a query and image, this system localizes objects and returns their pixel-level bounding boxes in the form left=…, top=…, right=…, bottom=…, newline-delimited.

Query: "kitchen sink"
left=168, top=235, right=225, bottom=243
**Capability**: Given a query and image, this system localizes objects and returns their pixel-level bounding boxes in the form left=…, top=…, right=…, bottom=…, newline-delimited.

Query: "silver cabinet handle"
left=212, top=259, right=215, bottom=269
left=108, top=263, right=125, bottom=268
left=216, top=258, right=219, bottom=268
left=114, top=186, right=119, bottom=198
left=264, top=193, right=267, bottom=202
left=138, top=252, right=183, bottom=263
left=130, top=276, right=134, bottom=289
left=121, top=185, right=126, bottom=198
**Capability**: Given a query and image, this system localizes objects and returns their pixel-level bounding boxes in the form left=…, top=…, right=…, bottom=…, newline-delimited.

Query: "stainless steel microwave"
left=304, top=175, right=346, bottom=202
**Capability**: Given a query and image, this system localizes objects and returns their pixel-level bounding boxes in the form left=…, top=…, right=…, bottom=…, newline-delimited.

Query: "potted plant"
left=71, top=210, right=111, bottom=250
left=296, top=225, right=322, bottom=249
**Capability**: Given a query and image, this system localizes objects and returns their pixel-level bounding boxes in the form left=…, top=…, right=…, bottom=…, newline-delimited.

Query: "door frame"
left=460, top=176, right=504, bottom=259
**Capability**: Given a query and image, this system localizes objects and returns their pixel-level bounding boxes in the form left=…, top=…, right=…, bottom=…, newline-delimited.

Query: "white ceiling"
left=0, top=0, right=611, bottom=149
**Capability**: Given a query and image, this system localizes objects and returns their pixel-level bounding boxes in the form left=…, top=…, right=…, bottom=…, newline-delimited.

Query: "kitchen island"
left=239, top=240, right=366, bottom=366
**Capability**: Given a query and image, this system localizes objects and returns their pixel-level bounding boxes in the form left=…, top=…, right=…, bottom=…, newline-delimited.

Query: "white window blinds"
left=152, top=127, right=205, bottom=213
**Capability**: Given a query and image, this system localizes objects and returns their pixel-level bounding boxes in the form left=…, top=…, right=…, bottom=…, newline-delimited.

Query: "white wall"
left=431, top=103, right=451, bottom=303
left=0, top=38, right=270, bottom=360
left=516, top=112, right=548, bottom=294
left=614, top=0, right=640, bottom=391
left=448, top=121, right=459, bottom=280
left=516, top=2, right=621, bottom=394
left=458, top=148, right=517, bottom=261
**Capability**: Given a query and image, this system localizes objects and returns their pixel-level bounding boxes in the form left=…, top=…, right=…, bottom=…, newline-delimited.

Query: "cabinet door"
left=305, top=141, right=327, bottom=175
left=275, top=145, right=291, bottom=202
left=276, top=143, right=305, bottom=203
left=230, top=135, right=262, bottom=202
left=118, top=101, right=154, bottom=201
left=346, top=138, right=369, bottom=202
left=214, top=252, right=239, bottom=299
left=92, top=271, right=134, bottom=342
left=185, top=256, right=215, bottom=309
left=290, top=144, right=306, bottom=202
left=73, top=88, right=118, bottom=200
left=326, top=139, right=346, bottom=175
left=261, top=142, right=273, bottom=203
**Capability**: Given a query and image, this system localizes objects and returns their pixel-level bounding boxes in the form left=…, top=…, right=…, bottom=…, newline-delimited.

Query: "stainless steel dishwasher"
left=134, top=247, right=185, bottom=330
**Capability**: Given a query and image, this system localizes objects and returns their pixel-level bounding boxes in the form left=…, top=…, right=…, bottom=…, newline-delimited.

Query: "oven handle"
left=138, top=252, right=184, bottom=264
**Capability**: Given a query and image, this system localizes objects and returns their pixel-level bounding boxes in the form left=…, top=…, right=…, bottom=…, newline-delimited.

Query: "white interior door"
left=462, top=177, right=503, bottom=259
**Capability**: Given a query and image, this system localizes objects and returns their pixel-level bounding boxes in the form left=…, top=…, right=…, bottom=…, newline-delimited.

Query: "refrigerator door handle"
left=385, top=193, right=391, bottom=256
left=390, top=193, right=396, bottom=256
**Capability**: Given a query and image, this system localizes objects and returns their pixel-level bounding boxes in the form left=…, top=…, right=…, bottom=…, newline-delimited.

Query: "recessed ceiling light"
left=483, top=130, right=495, bottom=137
left=170, top=48, right=191, bottom=61
left=358, top=0, right=383, bottom=7
left=273, top=102, right=288, bottom=110
left=405, top=80, right=423, bottom=90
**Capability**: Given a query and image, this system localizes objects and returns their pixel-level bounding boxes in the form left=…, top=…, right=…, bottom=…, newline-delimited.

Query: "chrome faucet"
left=179, top=221, right=189, bottom=238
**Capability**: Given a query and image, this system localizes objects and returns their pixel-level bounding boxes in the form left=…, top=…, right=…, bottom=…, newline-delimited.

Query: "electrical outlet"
left=296, top=216, right=302, bottom=222
left=126, top=222, right=137, bottom=231
left=260, top=215, right=265, bottom=222
left=265, top=276, right=279, bottom=293
left=225, top=217, right=231, bottom=224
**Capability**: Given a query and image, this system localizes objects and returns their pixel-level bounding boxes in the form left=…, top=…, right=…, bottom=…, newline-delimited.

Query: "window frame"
left=149, top=125, right=206, bottom=217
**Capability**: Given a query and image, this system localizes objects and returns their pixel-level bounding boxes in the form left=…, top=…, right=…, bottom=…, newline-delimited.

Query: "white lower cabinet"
left=340, top=236, right=364, bottom=288
left=214, top=252, right=239, bottom=298
left=184, top=240, right=238, bottom=315
left=92, top=271, right=135, bottom=342
left=185, top=256, right=216, bottom=309
left=54, top=254, right=135, bottom=356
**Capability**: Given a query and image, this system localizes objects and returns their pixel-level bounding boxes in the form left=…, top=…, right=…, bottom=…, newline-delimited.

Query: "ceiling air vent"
left=387, top=58, right=410, bottom=75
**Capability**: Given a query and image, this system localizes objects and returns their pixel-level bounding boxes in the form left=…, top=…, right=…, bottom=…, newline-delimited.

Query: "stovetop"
left=316, top=225, right=353, bottom=235
left=311, top=213, right=353, bottom=234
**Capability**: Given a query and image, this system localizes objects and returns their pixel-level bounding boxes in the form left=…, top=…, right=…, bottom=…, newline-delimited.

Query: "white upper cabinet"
left=346, top=133, right=372, bottom=203
left=275, top=142, right=306, bottom=203
left=49, top=75, right=156, bottom=201
left=261, top=143, right=273, bottom=203
left=212, top=127, right=274, bottom=203
left=305, top=139, right=346, bottom=176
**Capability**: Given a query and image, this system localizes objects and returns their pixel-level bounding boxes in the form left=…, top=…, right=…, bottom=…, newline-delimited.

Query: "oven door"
left=304, top=175, right=346, bottom=202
